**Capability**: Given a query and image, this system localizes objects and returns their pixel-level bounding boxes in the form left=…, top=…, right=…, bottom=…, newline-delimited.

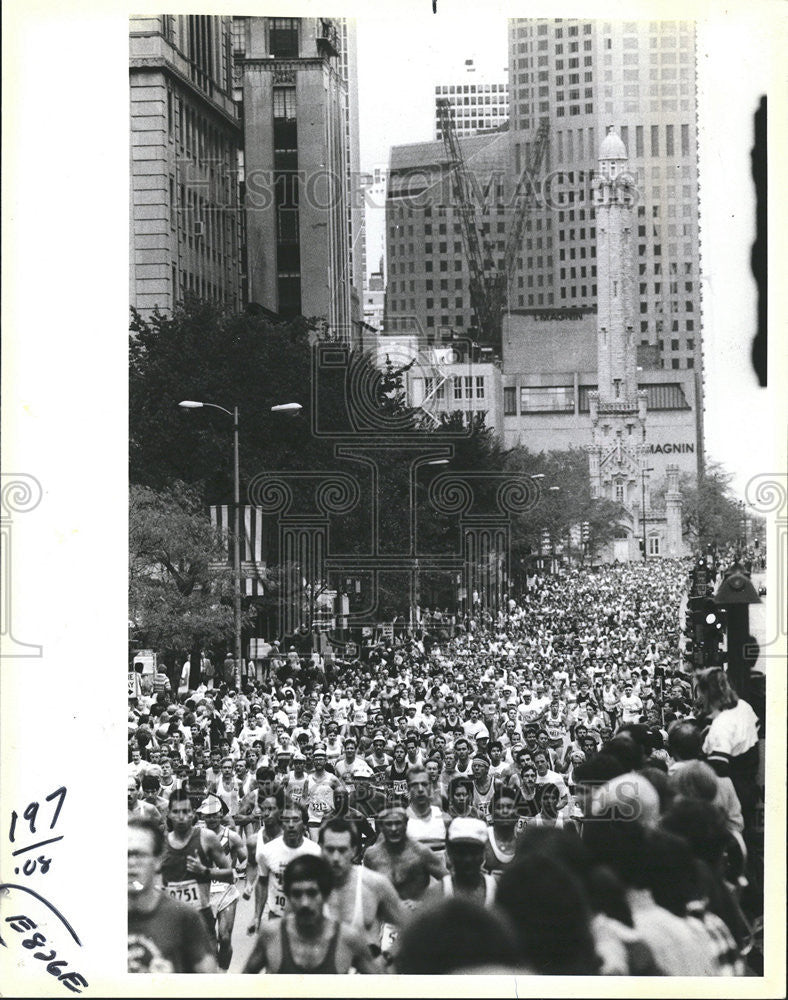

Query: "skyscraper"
left=234, top=16, right=357, bottom=338
left=338, top=20, right=365, bottom=313
left=129, top=15, right=243, bottom=316
left=507, top=18, right=700, bottom=373
left=434, top=78, right=510, bottom=139
left=384, top=131, right=509, bottom=337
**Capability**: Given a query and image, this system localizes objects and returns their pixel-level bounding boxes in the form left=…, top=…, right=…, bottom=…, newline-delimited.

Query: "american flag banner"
left=209, top=505, right=271, bottom=597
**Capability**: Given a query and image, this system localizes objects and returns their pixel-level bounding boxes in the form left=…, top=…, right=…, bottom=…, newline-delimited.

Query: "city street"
left=228, top=895, right=256, bottom=974
left=122, top=11, right=778, bottom=984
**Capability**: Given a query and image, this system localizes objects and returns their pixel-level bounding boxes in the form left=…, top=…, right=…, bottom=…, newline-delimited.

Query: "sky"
left=354, top=8, right=785, bottom=502
left=357, top=13, right=510, bottom=170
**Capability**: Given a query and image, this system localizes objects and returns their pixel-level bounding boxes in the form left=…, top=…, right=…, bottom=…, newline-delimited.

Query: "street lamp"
left=178, top=398, right=302, bottom=689
left=640, top=466, right=654, bottom=560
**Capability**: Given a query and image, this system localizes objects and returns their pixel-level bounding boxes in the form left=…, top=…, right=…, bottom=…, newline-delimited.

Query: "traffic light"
left=702, top=602, right=727, bottom=666
left=683, top=596, right=705, bottom=667
left=684, top=596, right=726, bottom=668
left=541, top=529, right=551, bottom=552
left=581, top=521, right=590, bottom=543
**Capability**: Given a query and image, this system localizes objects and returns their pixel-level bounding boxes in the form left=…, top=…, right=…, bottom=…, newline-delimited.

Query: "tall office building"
left=234, top=16, right=356, bottom=338
left=129, top=15, right=243, bottom=316
left=434, top=77, right=510, bottom=139
left=360, top=166, right=388, bottom=285
left=385, top=131, right=510, bottom=337
left=338, top=20, right=364, bottom=313
left=507, top=18, right=700, bottom=372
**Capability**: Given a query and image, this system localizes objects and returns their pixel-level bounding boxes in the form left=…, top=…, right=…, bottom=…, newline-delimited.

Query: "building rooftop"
left=389, top=132, right=502, bottom=172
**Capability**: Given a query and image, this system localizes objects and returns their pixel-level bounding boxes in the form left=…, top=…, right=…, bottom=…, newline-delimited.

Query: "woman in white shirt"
left=695, top=668, right=760, bottom=839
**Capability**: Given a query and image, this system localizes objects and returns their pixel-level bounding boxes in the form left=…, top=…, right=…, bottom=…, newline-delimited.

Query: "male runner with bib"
left=159, top=791, right=233, bottom=945
left=253, top=802, right=321, bottom=928
left=196, top=797, right=247, bottom=970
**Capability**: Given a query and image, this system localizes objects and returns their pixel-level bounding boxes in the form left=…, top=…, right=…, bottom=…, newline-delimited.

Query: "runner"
left=470, top=753, right=497, bottom=824
left=364, top=806, right=446, bottom=904
left=366, top=731, right=392, bottom=778
left=213, top=756, right=242, bottom=821
left=283, top=751, right=311, bottom=807
left=128, top=817, right=216, bottom=973
left=405, top=767, right=448, bottom=853
left=251, top=801, right=321, bottom=929
left=306, top=744, right=345, bottom=836
left=319, top=817, right=403, bottom=956
left=244, top=793, right=283, bottom=929
left=243, top=855, right=377, bottom=973
left=385, top=743, right=410, bottom=801
left=196, top=796, right=247, bottom=970
left=159, top=790, right=233, bottom=946
left=483, top=786, right=519, bottom=878
left=424, top=817, right=497, bottom=906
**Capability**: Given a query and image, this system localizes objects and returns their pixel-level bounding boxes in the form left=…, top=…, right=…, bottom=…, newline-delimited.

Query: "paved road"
left=228, top=893, right=257, bottom=973
left=748, top=572, right=768, bottom=669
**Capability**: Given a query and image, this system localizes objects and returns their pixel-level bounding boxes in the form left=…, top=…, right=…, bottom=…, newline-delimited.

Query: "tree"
left=129, top=481, right=254, bottom=688
left=651, top=460, right=742, bottom=550
left=504, top=446, right=625, bottom=570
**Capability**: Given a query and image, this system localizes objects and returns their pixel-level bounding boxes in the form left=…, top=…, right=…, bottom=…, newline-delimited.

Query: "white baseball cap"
left=447, top=817, right=488, bottom=845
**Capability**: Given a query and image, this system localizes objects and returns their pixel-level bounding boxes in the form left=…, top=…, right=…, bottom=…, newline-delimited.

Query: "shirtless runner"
left=363, top=806, right=446, bottom=962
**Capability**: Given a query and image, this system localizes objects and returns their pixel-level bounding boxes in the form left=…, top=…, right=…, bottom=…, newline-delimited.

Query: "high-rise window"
left=520, top=386, right=574, bottom=412
left=269, top=17, right=299, bottom=57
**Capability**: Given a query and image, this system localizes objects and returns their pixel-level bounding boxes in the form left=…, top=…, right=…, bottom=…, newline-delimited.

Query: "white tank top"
left=406, top=807, right=446, bottom=850
left=441, top=873, right=496, bottom=906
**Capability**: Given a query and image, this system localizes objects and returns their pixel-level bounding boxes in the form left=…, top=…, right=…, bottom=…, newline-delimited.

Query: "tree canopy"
left=651, top=460, right=743, bottom=550
left=129, top=481, right=253, bottom=656
left=129, top=297, right=656, bottom=631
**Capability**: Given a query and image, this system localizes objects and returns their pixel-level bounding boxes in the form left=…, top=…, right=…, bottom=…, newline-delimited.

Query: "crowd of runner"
left=128, top=557, right=764, bottom=975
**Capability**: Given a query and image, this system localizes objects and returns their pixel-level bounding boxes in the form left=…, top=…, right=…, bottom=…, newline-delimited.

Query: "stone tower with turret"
left=587, top=127, right=649, bottom=558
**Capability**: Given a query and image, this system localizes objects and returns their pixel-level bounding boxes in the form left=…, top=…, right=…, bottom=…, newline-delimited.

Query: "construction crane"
left=436, top=98, right=549, bottom=354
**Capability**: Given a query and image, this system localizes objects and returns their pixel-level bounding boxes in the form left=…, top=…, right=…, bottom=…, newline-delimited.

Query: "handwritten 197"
left=8, top=786, right=66, bottom=877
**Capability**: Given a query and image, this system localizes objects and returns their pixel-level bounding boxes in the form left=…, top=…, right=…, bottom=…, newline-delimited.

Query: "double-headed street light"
left=179, top=398, right=302, bottom=689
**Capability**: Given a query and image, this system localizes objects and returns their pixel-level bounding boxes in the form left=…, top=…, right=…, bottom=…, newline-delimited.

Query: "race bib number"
left=379, top=922, right=399, bottom=957
left=165, top=880, right=201, bottom=909
left=266, top=891, right=287, bottom=918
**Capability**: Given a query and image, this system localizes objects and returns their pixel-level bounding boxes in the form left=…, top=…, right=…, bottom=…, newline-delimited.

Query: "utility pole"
left=640, top=466, right=653, bottom=560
